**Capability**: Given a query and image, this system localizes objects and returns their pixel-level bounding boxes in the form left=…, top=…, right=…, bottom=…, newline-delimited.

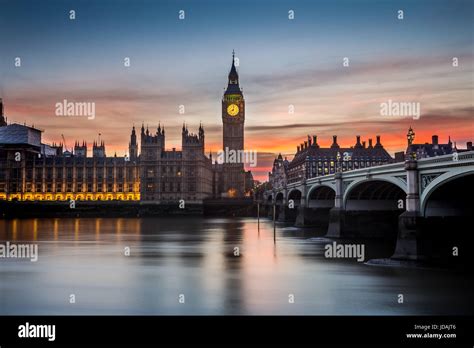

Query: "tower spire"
left=225, top=50, right=241, bottom=95
left=0, top=98, right=6, bottom=127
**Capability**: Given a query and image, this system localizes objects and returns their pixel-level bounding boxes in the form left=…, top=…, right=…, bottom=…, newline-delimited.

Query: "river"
left=0, top=217, right=471, bottom=315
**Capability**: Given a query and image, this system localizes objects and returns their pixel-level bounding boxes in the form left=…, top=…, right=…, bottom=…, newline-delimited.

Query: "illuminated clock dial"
left=227, top=103, right=239, bottom=116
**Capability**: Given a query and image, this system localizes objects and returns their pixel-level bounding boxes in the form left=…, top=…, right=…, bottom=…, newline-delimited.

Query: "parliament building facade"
left=0, top=54, right=253, bottom=202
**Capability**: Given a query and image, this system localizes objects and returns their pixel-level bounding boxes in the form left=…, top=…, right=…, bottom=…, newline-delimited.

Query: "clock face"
left=227, top=103, right=239, bottom=116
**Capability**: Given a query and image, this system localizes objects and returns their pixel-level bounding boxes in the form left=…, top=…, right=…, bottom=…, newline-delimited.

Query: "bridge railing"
left=417, top=150, right=474, bottom=167
left=264, top=151, right=474, bottom=196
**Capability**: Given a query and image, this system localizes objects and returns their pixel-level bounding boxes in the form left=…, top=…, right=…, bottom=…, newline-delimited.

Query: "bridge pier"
left=292, top=181, right=307, bottom=226
left=392, top=212, right=425, bottom=260
left=326, top=208, right=344, bottom=237
left=265, top=203, right=273, bottom=218
left=326, top=173, right=344, bottom=237
left=278, top=194, right=300, bottom=222
left=392, top=161, right=425, bottom=260
left=295, top=207, right=312, bottom=226
left=276, top=203, right=286, bottom=221
left=278, top=206, right=299, bottom=222
left=293, top=188, right=305, bottom=226
left=295, top=207, right=331, bottom=227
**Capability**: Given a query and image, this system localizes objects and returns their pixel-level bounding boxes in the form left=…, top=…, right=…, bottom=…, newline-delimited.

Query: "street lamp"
left=336, top=151, right=342, bottom=173
left=407, top=127, right=416, bottom=160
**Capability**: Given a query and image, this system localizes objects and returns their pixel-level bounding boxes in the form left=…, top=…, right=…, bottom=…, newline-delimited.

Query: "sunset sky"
left=0, top=0, right=472, bottom=181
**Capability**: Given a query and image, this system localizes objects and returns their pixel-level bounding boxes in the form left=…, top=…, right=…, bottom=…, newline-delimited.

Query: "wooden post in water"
left=257, top=202, right=260, bottom=232
left=273, top=204, right=276, bottom=243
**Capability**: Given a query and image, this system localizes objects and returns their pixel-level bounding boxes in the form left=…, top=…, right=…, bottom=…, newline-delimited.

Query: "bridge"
left=263, top=151, right=474, bottom=261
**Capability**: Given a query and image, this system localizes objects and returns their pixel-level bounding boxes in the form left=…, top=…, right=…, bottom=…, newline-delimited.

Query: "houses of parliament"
left=0, top=53, right=254, bottom=202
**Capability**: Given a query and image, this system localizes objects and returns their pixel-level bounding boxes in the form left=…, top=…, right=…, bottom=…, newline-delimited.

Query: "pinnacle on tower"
left=0, top=98, right=6, bottom=127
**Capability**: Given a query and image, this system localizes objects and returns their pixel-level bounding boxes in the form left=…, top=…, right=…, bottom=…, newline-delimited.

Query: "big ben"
left=222, top=51, right=245, bottom=197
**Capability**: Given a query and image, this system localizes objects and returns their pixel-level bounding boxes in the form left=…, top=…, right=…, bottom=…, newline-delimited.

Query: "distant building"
left=0, top=123, right=140, bottom=201
left=0, top=53, right=254, bottom=202
left=220, top=50, right=247, bottom=197
left=139, top=123, right=213, bottom=202
left=0, top=98, right=6, bottom=127
left=404, top=126, right=472, bottom=160
left=286, top=135, right=393, bottom=184
left=268, top=153, right=289, bottom=191
left=244, top=170, right=254, bottom=197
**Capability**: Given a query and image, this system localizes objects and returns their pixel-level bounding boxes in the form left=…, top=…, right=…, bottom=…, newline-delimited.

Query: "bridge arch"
left=307, top=185, right=336, bottom=208
left=341, top=178, right=406, bottom=242
left=266, top=194, right=273, bottom=204
left=287, top=189, right=302, bottom=208
left=421, top=169, right=474, bottom=217
left=288, top=189, right=301, bottom=200
left=344, top=178, right=406, bottom=210
left=275, top=192, right=284, bottom=204
left=343, top=177, right=407, bottom=209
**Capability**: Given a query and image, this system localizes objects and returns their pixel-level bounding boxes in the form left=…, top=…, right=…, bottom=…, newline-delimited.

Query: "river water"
left=0, top=217, right=471, bottom=315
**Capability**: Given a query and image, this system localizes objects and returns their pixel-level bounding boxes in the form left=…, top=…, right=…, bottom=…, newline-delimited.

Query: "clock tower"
left=222, top=51, right=245, bottom=197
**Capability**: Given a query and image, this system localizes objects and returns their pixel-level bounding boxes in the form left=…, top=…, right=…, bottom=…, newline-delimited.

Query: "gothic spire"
left=225, top=50, right=241, bottom=95
left=228, top=50, right=239, bottom=83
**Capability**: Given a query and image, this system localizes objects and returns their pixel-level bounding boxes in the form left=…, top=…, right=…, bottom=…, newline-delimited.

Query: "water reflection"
left=0, top=217, right=472, bottom=315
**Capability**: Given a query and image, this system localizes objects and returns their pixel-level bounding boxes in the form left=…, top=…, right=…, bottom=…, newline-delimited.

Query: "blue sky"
left=0, top=0, right=472, bottom=179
